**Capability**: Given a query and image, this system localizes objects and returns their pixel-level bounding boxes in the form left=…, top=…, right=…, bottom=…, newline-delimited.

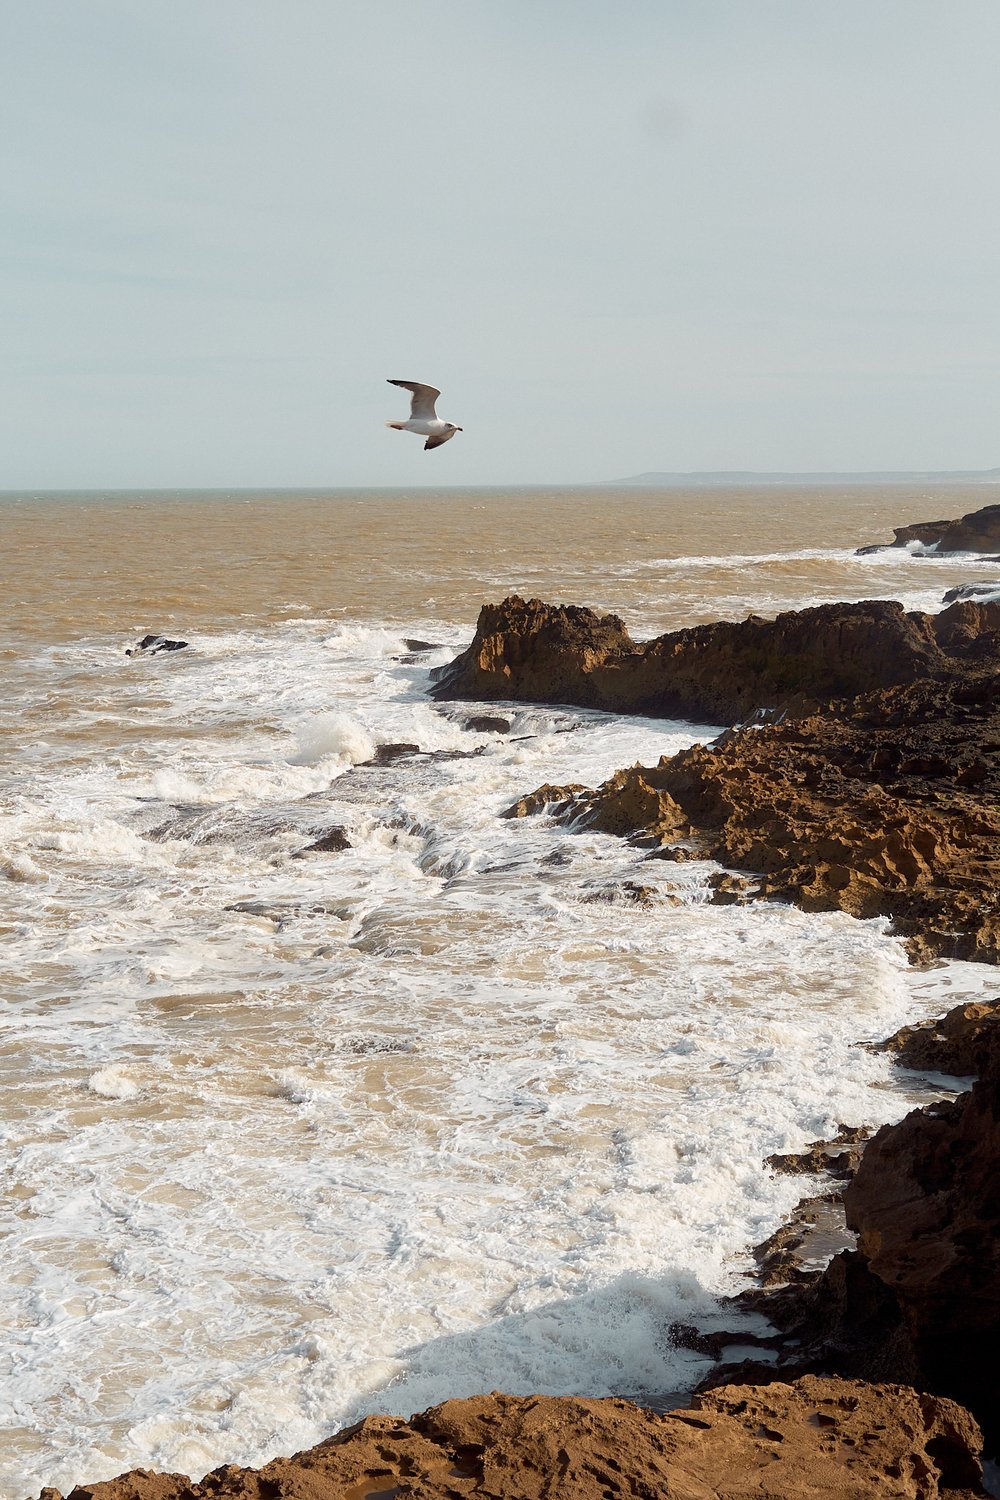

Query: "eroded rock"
left=44, top=1379, right=986, bottom=1500
left=432, top=593, right=1000, bottom=724
left=508, top=671, right=1000, bottom=962
left=878, top=998, right=1000, bottom=1075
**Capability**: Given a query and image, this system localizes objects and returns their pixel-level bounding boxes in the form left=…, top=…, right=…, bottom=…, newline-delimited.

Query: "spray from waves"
left=288, top=711, right=376, bottom=768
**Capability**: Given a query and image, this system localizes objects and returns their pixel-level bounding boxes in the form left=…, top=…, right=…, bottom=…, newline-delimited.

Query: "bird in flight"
left=385, top=380, right=463, bottom=450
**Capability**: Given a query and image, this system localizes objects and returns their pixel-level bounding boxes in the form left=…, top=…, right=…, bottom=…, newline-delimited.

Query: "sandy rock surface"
left=46, top=1378, right=986, bottom=1500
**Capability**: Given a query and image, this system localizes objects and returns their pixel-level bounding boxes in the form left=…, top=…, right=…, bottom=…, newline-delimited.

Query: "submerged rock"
left=125, top=633, right=189, bottom=656
left=943, top=581, right=1000, bottom=603
left=40, top=1378, right=986, bottom=1500
left=292, top=826, right=352, bottom=856
left=432, top=593, right=1000, bottom=724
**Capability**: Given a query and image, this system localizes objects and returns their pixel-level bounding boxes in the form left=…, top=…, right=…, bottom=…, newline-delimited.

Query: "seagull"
left=385, top=380, right=463, bottom=450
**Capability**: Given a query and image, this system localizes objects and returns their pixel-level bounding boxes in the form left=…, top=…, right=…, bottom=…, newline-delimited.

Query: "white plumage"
left=385, top=380, right=463, bottom=451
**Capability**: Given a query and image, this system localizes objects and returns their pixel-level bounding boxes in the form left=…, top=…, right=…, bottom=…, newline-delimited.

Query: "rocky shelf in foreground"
left=430, top=593, right=1000, bottom=725
left=38, top=1378, right=988, bottom=1500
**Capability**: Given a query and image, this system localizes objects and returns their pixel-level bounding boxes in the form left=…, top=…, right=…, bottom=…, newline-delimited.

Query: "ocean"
left=1, top=484, right=997, bottom=1497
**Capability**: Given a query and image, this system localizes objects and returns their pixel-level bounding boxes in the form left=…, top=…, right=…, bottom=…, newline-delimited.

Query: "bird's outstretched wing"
left=387, top=379, right=440, bottom=420
left=424, top=432, right=455, bottom=451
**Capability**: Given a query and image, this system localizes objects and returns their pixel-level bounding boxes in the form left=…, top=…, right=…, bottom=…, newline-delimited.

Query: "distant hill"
left=610, top=468, right=1000, bottom=487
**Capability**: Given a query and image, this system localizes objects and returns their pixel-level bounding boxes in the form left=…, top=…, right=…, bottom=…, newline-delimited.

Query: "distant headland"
left=609, top=467, right=1000, bottom=487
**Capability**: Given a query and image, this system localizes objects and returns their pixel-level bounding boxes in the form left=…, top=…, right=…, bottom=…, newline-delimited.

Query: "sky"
left=2, top=0, right=999, bottom=488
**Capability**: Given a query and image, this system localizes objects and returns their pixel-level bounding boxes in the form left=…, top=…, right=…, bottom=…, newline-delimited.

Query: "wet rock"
left=837, top=1031, right=1000, bottom=1443
left=223, top=899, right=348, bottom=922
left=431, top=593, right=1000, bottom=724
left=502, top=783, right=587, bottom=819
left=581, top=880, right=665, bottom=907
left=125, top=634, right=188, bottom=656
left=292, top=826, right=352, bottom=856
left=43, top=1379, right=987, bottom=1500
left=705, top=870, right=761, bottom=905
left=866, top=502, right=1000, bottom=556
left=464, top=713, right=512, bottom=734
left=750, top=1193, right=857, bottom=1287
left=943, top=581, right=1000, bottom=604
left=368, top=742, right=421, bottom=765
left=877, top=998, right=1000, bottom=1075
left=510, top=671, right=1000, bottom=962
left=767, top=1124, right=873, bottom=1180
left=734, top=1028, right=1000, bottom=1451
left=402, top=637, right=441, bottom=653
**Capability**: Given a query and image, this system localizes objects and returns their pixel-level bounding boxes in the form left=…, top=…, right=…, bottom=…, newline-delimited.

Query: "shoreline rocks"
left=39, top=1378, right=988, bottom=1500
left=431, top=593, right=1000, bottom=725
left=855, top=501, right=1000, bottom=557
left=460, top=593, right=999, bottom=962
left=507, top=670, right=1000, bottom=963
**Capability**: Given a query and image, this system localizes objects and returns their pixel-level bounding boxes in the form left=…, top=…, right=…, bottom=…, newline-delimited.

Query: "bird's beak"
left=455, top=426, right=463, bottom=431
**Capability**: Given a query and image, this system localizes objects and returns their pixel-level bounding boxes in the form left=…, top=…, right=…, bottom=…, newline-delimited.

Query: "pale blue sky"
left=2, top=0, right=998, bottom=487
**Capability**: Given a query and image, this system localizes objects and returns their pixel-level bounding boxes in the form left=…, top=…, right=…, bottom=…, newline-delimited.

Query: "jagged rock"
left=705, top=871, right=761, bottom=905
left=857, top=502, right=1000, bottom=556
left=736, top=1030, right=1000, bottom=1451
left=580, top=880, right=673, bottom=907
left=510, top=671, right=1000, bottom=962
left=432, top=594, right=1000, bottom=725
left=292, top=826, right=352, bottom=856
left=125, top=634, right=188, bottom=656
left=749, top=1193, right=855, bottom=1287
left=878, top=998, right=1000, bottom=1075
left=42, top=1379, right=986, bottom=1500
left=767, top=1124, right=872, bottom=1180
left=502, top=783, right=587, bottom=819
left=403, top=638, right=441, bottom=652
left=839, top=1031, right=1000, bottom=1442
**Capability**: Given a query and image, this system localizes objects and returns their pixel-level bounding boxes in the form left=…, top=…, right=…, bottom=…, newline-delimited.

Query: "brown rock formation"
left=432, top=595, right=1000, bottom=725
left=840, top=1029, right=1000, bottom=1444
left=714, top=1017, right=1000, bottom=1452
left=878, top=998, right=1000, bottom=1075
left=44, top=1379, right=986, bottom=1500
left=857, top=502, right=1000, bottom=556
left=507, top=671, right=1000, bottom=963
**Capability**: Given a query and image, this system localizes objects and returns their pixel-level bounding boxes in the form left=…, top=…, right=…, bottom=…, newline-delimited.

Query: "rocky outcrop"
left=840, top=1029, right=1000, bottom=1444
left=506, top=671, right=1000, bottom=963
left=432, top=594, right=1000, bottom=725
left=125, top=634, right=189, bottom=656
left=708, top=1010, right=1000, bottom=1452
left=41, top=1379, right=986, bottom=1500
left=857, top=502, right=1000, bottom=556
left=878, top=998, right=1000, bottom=1075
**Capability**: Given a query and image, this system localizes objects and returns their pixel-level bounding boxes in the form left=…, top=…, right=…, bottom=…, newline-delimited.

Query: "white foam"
left=288, top=711, right=376, bottom=767
left=88, top=1065, right=142, bottom=1100
left=2, top=583, right=995, bottom=1499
